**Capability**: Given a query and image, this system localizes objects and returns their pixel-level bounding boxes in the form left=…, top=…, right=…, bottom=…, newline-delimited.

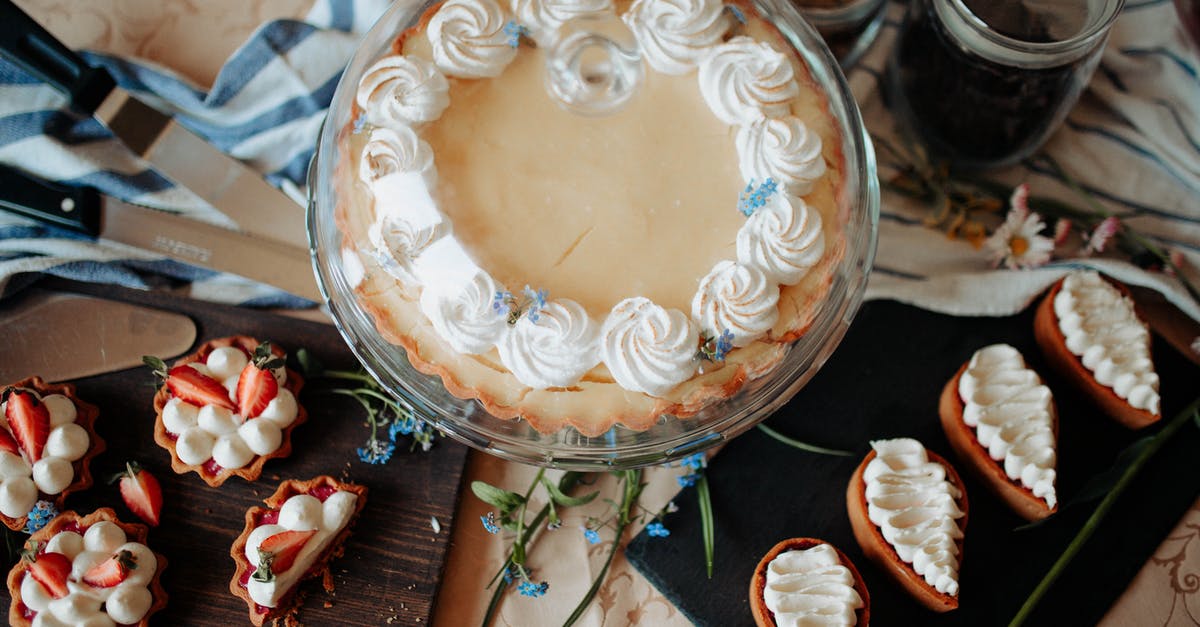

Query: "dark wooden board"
left=0, top=279, right=470, bottom=626
left=627, top=299, right=1199, bottom=626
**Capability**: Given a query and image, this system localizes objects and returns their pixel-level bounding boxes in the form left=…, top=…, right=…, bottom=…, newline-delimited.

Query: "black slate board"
left=627, top=299, right=1199, bottom=626
left=0, top=279, right=470, bottom=626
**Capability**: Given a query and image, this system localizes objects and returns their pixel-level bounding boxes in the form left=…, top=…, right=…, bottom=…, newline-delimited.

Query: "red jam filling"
left=307, top=485, right=337, bottom=502
left=255, top=510, right=279, bottom=526
left=202, top=459, right=223, bottom=476
left=20, top=600, right=34, bottom=619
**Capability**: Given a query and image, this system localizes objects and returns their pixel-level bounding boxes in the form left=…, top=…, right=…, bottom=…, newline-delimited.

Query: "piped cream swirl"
left=359, top=126, right=437, bottom=190
left=1053, top=270, right=1160, bottom=414
left=368, top=214, right=445, bottom=286
left=599, top=297, right=699, bottom=397
left=498, top=299, right=601, bottom=389
left=429, top=0, right=518, bottom=79
left=959, top=344, right=1057, bottom=509
left=420, top=271, right=509, bottom=354
left=356, top=55, right=450, bottom=127
left=623, top=0, right=733, bottom=75
left=736, top=193, right=824, bottom=286
left=736, top=115, right=826, bottom=196
left=691, top=261, right=779, bottom=347
left=863, top=438, right=964, bottom=597
left=764, top=544, right=863, bottom=627
left=699, top=36, right=799, bottom=125
left=512, top=0, right=613, bottom=42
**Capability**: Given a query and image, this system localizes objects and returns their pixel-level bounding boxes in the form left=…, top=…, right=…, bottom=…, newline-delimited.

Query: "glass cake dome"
left=307, top=0, right=879, bottom=469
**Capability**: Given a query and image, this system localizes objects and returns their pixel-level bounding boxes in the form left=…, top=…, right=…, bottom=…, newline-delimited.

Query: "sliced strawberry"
left=0, top=427, right=19, bottom=457
left=112, top=461, right=163, bottom=527
left=24, top=548, right=71, bottom=599
left=166, top=365, right=235, bottom=410
left=83, top=549, right=138, bottom=588
left=3, top=389, right=50, bottom=463
left=252, top=529, right=316, bottom=582
left=236, top=342, right=284, bottom=419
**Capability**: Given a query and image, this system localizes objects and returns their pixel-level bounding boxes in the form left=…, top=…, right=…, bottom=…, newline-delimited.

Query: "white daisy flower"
left=985, top=184, right=1055, bottom=269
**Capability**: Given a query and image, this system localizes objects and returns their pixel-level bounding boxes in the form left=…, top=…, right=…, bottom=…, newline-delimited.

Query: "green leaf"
left=541, top=477, right=598, bottom=508
left=293, top=348, right=324, bottom=378
left=697, top=474, right=715, bottom=579
left=1071, top=435, right=1154, bottom=506
left=1193, top=409, right=1200, bottom=430
left=471, top=481, right=525, bottom=514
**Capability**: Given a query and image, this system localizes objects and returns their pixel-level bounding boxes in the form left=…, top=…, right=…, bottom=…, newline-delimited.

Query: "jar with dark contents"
left=794, top=0, right=888, bottom=68
left=888, top=0, right=1124, bottom=170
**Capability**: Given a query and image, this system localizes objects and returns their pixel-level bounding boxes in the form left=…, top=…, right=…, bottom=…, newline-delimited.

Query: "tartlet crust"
left=6, top=507, right=168, bottom=627
left=939, top=360, right=1058, bottom=521
left=336, top=0, right=846, bottom=436
left=0, top=377, right=105, bottom=532
left=846, top=448, right=968, bottom=613
left=152, top=335, right=307, bottom=487
left=229, top=476, right=369, bottom=627
left=1033, top=277, right=1161, bottom=429
left=749, top=537, right=870, bottom=627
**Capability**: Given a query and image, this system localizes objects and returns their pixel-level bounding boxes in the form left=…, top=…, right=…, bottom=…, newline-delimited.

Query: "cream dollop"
left=356, top=55, right=450, bottom=127
left=599, top=297, right=699, bottom=397
left=429, top=0, right=518, bottom=79
left=368, top=214, right=446, bottom=286
left=736, top=115, right=826, bottom=196
left=497, top=299, right=601, bottom=389
left=691, top=261, right=779, bottom=347
left=864, top=438, right=964, bottom=597
left=1054, top=271, right=1160, bottom=414
left=359, top=126, right=437, bottom=190
left=959, top=344, right=1057, bottom=509
left=699, top=36, right=799, bottom=125
left=622, top=0, right=732, bottom=75
left=736, top=193, right=824, bottom=286
left=511, top=0, right=613, bottom=41
left=764, top=544, right=863, bottom=627
left=420, top=271, right=510, bottom=354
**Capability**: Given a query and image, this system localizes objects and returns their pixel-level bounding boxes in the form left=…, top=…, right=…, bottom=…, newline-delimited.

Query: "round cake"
left=336, top=0, right=846, bottom=436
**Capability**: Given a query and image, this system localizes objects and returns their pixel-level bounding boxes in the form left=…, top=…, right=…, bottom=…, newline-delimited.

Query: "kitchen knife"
left=0, top=0, right=309, bottom=250
left=0, top=165, right=322, bottom=302
left=0, top=289, right=196, bottom=382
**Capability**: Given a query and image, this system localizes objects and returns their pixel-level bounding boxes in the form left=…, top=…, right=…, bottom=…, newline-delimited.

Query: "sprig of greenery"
left=563, top=469, right=645, bottom=626
left=1009, top=396, right=1200, bottom=626
left=756, top=423, right=853, bottom=456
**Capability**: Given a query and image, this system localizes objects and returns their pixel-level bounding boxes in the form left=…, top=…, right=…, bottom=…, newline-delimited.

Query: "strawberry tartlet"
left=148, top=336, right=307, bottom=487
left=230, top=476, right=368, bottom=626
left=0, top=378, right=104, bottom=531
left=6, top=508, right=167, bottom=626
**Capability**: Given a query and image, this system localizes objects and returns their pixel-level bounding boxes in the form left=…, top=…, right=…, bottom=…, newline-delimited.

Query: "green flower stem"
left=697, top=474, right=715, bottom=579
left=563, top=470, right=644, bottom=627
left=512, top=468, right=545, bottom=566
left=1009, top=396, right=1200, bottom=627
left=757, top=423, right=853, bottom=456
left=318, top=369, right=378, bottom=384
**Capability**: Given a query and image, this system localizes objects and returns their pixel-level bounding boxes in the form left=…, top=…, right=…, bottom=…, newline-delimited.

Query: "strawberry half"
left=144, top=356, right=235, bottom=410
left=251, top=529, right=316, bottom=583
left=23, top=545, right=71, bottom=599
left=236, top=342, right=284, bottom=419
left=3, top=388, right=50, bottom=463
left=0, top=426, right=20, bottom=457
left=83, top=549, right=138, bottom=588
left=111, top=461, right=163, bottom=527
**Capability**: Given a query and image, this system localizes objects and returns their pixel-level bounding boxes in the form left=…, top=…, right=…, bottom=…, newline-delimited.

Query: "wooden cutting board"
left=627, top=299, right=1199, bottom=626
left=0, top=279, right=470, bottom=626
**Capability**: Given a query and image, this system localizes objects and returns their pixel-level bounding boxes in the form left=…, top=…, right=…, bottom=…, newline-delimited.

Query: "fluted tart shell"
left=152, top=335, right=307, bottom=487
left=846, top=448, right=968, bottom=613
left=749, top=537, right=870, bottom=626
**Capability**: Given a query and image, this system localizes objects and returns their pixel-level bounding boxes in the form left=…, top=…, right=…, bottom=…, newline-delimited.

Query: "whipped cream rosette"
left=623, top=0, right=733, bottom=75
left=429, top=0, right=518, bottom=78
left=356, top=55, right=449, bottom=127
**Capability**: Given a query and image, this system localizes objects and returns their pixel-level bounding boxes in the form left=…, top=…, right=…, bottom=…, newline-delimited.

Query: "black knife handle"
left=0, top=0, right=115, bottom=115
left=0, top=165, right=101, bottom=236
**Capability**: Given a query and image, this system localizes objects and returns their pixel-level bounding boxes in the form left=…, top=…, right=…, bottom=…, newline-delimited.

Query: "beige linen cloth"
left=24, top=0, right=1200, bottom=625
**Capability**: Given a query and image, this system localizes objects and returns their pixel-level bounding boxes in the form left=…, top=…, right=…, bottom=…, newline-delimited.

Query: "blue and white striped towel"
left=0, top=0, right=389, bottom=307
left=0, top=0, right=1197, bottom=323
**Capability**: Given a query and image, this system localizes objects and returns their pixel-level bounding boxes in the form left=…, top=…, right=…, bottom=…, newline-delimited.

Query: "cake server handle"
left=0, top=164, right=101, bottom=235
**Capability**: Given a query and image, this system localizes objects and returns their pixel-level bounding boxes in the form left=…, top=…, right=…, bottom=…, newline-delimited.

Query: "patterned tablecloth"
left=16, top=1, right=1200, bottom=625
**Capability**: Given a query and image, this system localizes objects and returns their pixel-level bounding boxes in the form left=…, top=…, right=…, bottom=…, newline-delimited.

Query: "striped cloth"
left=856, top=0, right=1200, bottom=322
left=0, top=0, right=389, bottom=307
left=0, top=0, right=1197, bottom=324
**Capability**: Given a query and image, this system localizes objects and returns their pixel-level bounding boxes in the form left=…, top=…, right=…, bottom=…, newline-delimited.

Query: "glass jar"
left=793, top=0, right=888, bottom=68
left=888, top=0, right=1124, bottom=170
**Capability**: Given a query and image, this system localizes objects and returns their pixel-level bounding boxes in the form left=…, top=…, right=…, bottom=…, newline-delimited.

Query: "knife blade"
left=0, top=165, right=322, bottom=302
left=0, top=0, right=308, bottom=250
left=0, top=289, right=196, bottom=382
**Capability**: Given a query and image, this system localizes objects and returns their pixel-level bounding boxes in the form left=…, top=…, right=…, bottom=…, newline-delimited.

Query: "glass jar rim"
left=937, top=0, right=1125, bottom=68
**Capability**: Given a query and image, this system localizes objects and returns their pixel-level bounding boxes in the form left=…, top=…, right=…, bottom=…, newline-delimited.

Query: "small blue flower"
left=518, top=580, right=549, bottom=597
left=676, top=473, right=699, bottom=488
left=726, top=5, right=747, bottom=24
left=738, top=178, right=779, bottom=217
left=583, top=527, right=601, bottom=544
left=25, top=500, right=58, bottom=534
left=356, top=439, right=395, bottom=464
left=481, top=512, right=501, bottom=534
left=389, top=416, right=416, bottom=439
left=680, top=453, right=707, bottom=470
left=646, top=521, right=670, bottom=538
left=714, top=329, right=734, bottom=361
left=503, top=21, right=529, bottom=48
left=352, top=112, right=368, bottom=134
left=502, top=564, right=517, bottom=584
